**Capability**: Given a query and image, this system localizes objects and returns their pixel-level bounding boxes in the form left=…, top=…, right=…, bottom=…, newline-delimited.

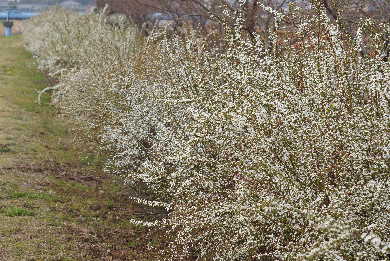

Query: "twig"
left=37, top=85, right=61, bottom=105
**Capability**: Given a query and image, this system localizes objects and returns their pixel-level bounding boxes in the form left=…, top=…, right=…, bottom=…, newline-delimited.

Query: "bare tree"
left=96, top=0, right=390, bottom=59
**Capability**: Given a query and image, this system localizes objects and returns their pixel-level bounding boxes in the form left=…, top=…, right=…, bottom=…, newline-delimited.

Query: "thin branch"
left=38, top=85, right=61, bottom=105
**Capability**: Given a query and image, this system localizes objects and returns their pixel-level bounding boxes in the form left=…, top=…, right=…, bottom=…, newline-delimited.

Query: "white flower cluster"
left=361, top=231, right=390, bottom=255
left=24, top=7, right=389, bottom=260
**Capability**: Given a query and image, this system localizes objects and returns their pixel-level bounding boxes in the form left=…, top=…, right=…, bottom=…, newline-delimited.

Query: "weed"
left=0, top=144, right=11, bottom=153
left=2, top=206, right=35, bottom=217
left=9, top=191, right=58, bottom=201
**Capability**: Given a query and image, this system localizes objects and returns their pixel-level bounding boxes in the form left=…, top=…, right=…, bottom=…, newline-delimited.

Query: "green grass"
left=127, top=241, right=140, bottom=247
left=0, top=144, right=12, bottom=153
left=0, top=35, right=161, bottom=261
left=9, top=191, right=58, bottom=201
left=2, top=207, right=35, bottom=217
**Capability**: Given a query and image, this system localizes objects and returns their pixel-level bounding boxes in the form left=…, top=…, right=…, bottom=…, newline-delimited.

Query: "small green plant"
left=127, top=241, right=139, bottom=247
left=10, top=191, right=57, bottom=201
left=0, top=144, right=11, bottom=153
left=2, top=206, right=35, bottom=217
left=79, top=154, right=97, bottom=166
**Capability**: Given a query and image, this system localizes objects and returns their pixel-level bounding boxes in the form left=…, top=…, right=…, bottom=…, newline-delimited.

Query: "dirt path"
left=0, top=36, right=156, bottom=261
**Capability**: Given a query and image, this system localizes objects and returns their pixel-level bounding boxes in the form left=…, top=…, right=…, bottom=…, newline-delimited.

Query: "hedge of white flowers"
left=23, top=6, right=389, bottom=260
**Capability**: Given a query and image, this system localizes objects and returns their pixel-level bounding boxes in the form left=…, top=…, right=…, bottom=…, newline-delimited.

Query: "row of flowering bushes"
left=23, top=6, right=390, bottom=260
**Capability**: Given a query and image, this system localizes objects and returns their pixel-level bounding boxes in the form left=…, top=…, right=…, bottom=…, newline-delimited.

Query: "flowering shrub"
left=24, top=5, right=389, bottom=260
